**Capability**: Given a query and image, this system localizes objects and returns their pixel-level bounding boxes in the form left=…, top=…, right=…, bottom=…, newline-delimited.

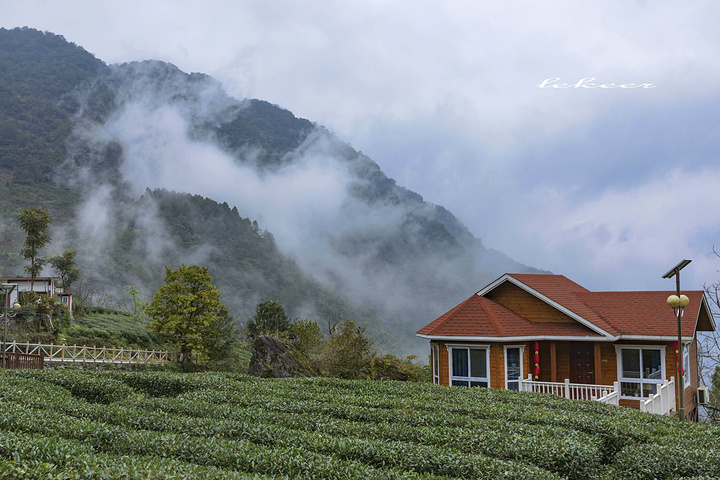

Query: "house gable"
left=416, top=293, right=601, bottom=340
left=696, top=294, right=715, bottom=333
left=478, top=274, right=616, bottom=338
left=484, top=281, right=579, bottom=324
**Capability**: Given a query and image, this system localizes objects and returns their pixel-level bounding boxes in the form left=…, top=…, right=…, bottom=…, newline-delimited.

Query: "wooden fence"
left=2, top=342, right=177, bottom=365
left=0, top=352, right=44, bottom=369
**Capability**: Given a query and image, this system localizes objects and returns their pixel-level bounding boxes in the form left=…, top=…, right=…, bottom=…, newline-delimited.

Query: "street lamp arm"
left=663, top=259, right=692, bottom=421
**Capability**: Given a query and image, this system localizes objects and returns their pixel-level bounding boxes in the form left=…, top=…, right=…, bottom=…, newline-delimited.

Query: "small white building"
left=1, top=276, right=72, bottom=312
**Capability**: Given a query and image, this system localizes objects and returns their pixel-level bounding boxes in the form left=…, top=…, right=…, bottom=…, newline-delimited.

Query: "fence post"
left=564, top=379, right=570, bottom=399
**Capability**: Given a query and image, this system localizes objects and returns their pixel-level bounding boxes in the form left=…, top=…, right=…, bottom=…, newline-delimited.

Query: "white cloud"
left=494, top=169, right=720, bottom=291
left=4, top=0, right=720, bottom=292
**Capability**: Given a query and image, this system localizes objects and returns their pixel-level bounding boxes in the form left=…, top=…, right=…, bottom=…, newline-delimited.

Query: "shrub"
left=320, top=321, right=375, bottom=379
left=118, top=371, right=198, bottom=397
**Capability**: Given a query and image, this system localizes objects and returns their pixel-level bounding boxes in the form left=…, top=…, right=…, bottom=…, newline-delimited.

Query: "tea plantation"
left=1, top=369, right=719, bottom=479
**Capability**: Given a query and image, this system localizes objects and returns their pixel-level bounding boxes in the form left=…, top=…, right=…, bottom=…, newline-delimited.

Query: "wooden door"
left=570, top=342, right=595, bottom=385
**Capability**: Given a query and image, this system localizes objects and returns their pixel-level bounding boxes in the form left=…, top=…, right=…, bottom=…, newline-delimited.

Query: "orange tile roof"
left=417, top=293, right=601, bottom=338
left=418, top=273, right=712, bottom=339
left=575, top=290, right=705, bottom=338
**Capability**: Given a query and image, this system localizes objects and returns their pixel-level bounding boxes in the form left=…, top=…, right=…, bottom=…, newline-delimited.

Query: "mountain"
left=0, top=27, right=542, bottom=355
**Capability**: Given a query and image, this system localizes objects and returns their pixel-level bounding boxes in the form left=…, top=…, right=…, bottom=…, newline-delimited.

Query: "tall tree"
left=17, top=207, right=53, bottom=291
left=246, top=300, right=291, bottom=339
left=146, top=265, right=236, bottom=364
left=48, top=249, right=80, bottom=292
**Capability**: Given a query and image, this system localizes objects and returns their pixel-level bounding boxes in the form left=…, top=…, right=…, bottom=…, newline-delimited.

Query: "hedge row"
left=2, top=372, right=598, bottom=478
left=0, top=430, right=269, bottom=480
left=3, top=369, right=720, bottom=479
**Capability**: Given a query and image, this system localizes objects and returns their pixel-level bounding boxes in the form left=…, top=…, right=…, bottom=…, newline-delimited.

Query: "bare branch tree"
left=699, top=247, right=720, bottom=422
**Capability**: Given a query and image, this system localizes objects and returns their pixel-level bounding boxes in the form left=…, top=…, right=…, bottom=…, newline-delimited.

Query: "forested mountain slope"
left=0, top=27, right=541, bottom=354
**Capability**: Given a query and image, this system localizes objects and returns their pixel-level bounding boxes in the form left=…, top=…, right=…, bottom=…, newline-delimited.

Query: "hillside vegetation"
left=1, top=26, right=543, bottom=356
left=1, top=369, right=719, bottom=479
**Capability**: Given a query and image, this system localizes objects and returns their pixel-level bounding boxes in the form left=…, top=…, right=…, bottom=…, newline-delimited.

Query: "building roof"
left=417, top=294, right=601, bottom=339
left=417, top=273, right=715, bottom=341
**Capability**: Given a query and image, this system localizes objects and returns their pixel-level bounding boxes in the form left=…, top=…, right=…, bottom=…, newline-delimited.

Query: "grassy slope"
left=1, top=370, right=719, bottom=480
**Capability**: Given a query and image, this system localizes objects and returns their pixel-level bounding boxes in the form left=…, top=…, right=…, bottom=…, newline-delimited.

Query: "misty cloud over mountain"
left=1, top=29, right=539, bottom=354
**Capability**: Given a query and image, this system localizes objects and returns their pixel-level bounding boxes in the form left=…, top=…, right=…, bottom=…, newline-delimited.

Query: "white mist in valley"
left=59, top=60, right=530, bottom=354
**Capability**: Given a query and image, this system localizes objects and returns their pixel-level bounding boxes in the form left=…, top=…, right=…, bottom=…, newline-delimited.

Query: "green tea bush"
left=3, top=369, right=720, bottom=479
left=117, top=371, right=198, bottom=397
left=45, top=371, right=136, bottom=404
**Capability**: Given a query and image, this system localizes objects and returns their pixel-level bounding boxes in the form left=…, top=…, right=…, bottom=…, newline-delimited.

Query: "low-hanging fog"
left=55, top=60, right=534, bottom=355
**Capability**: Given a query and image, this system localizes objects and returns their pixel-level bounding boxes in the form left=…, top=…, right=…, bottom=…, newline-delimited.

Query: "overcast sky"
left=4, top=0, right=720, bottom=294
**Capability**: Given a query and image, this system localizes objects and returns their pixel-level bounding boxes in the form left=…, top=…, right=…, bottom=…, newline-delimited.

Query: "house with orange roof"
left=417, top=273, right=715, bottom=420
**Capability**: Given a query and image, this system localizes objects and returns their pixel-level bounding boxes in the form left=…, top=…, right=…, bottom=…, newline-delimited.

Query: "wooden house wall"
left=599, top=342, right=617, bottom=385
left=432, top=341, right=532, bottom=390
left=484, top=282, right=576, bottom=323
left=429, top=336, right=702, bottom=418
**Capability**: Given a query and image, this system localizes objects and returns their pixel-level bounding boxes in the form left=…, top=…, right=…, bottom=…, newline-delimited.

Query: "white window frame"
left=615, top=345, right=666, bottom=399
left=503, top=345, right=525, bottom=391
left=683, top=343, right=691, bottom=388
left=447, top=344, right=491, bottom=388
left=431, top=344, right=440, bottom=385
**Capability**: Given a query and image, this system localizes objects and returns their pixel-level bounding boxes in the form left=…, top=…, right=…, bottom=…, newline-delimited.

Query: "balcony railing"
left=520, top=374, right=618, bottom=401
left=639, top=377, right=676, bottom=415
left=520, top=374, right=675, bottom=416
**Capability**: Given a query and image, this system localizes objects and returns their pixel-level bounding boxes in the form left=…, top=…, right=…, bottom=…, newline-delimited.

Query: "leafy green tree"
left=288, top=319, right=324, bottom=355
left=48, top=249, right=80, bottom=292
left=246, top=300, right=291, bottom=339
left=17, top=207, right=52, bottom=290
left=320, top=321, right=375, bottom=379
left=146, top=265, right=236, bottom=364
left=122, top=286, right=148, bottom=326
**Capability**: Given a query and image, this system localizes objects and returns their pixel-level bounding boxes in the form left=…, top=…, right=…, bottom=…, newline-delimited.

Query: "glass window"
left=452, top=348, right=468, bottom=377
left=450, top=347, right=489, bottom=388
left=619, top=347, right=664, bottom=398
left=642, top=349, right=662, bottom=380
left=432, top=344, right=439, bottom=385
left=621, top=349, right=641, bottom=379
left=505, top=347, right=522, bottom=391
left=470, top=349, right=487, bottom=378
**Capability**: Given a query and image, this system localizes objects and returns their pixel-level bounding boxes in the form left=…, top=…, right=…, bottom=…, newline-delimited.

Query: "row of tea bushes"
left=2, top=369, right=720, bottom=479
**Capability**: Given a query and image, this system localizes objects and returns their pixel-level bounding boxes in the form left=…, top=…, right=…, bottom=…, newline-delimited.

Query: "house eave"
left=615, top=335, right=694, bottom=343
left=416, top=333, right=695, bottom=343
left=416, top=333, right=613, bottom=342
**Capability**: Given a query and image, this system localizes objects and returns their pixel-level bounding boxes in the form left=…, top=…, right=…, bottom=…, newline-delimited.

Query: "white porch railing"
left=595, top=383, right=620, bottom=406
left=520, top=374, right=676, bottom=416
left=639, top=377, right=676, bottom=416
left=520, top=374, right=617, bottom=401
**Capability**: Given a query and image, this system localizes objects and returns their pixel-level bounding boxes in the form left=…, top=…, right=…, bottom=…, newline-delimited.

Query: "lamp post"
left=1, top=283, right=20, bottom=369
left=662, top=259, right=691, bottom=421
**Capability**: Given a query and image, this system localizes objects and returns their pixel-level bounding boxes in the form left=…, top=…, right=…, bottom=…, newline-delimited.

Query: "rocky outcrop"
left=248, top=336, right=314, bottom=378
